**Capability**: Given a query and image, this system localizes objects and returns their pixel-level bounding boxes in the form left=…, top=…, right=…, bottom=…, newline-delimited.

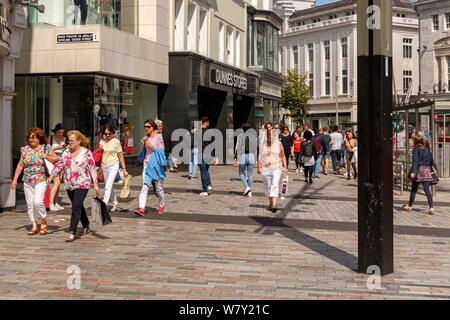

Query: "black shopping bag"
left=93, top=196, right=112, bottom=226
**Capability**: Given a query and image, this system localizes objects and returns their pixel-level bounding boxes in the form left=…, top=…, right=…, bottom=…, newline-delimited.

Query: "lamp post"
left=335, top=75, right=339, bottom=127
left=417, top=45, right=427, bottom=96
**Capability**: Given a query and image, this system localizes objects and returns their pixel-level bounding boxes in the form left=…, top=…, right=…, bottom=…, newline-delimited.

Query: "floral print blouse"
left=52, top=147, right=98, bottom=190
left=20, top=144, right=51, bottom=184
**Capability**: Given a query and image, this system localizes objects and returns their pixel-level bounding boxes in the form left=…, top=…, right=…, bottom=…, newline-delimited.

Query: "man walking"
left=320, top=127, right=331, bottom=175
left=199, top=117, right=213, bottom=196
left=330, top=126, right=343, bottom=175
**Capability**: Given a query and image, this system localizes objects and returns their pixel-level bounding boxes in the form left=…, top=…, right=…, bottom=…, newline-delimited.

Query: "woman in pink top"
left=48, top=130, right=99, bottom=242
left=257, top=122, right=288, bottom=213
left=134, top=119, right=165, bottom=216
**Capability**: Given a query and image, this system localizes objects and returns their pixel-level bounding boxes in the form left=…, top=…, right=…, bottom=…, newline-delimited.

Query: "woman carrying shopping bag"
left=257, top=122, right=288, bottom=213
left=98, top=125, right=129, bottom=212
left=47, top=130, right=100, bottom=242
left=11, top=128, right=59, bottom=235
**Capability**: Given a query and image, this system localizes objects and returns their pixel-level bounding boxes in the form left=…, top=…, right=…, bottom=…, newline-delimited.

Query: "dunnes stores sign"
left=212, top=69, right=248, bottom=90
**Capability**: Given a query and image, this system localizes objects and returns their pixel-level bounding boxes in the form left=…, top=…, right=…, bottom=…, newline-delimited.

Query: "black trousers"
left=74, top=0, right=88, bottom=25
left=67, top=189, right=90, bottom=233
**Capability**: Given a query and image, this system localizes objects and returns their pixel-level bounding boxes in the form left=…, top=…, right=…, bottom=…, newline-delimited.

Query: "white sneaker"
left=50, top=204, right=60, bottom=212
left=200, top=192, right=209, bottom=196
left=117, top=180, right=124, bottom=185
left=54, top=203, right=65, bottom=211
left=296, top=169, right=299, bottom=173
left=243, top=187, right=251, bottom=196
left=207, top=186, right=212, bottom=191
left=247, top=191, right=252, bottom=198
left=111, top=204, right=118, bottom=212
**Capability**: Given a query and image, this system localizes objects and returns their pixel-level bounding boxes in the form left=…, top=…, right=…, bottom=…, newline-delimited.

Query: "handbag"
left=280, top=173, right=289, bottom=199
left=92, top=148, right=103, bottom=167
left=431, top=164, right=439, bottom=185
left=120, top=174, right=132, bottom=199
left=136, top=146, right=146, bottom=166
left=92, top=196, right=112, bottom=226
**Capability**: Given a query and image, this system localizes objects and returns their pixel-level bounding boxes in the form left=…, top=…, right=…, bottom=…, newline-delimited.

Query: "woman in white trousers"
left=99, top=124, right=129, bottom=212
left=257, top=122, right=288, bottom=213
left=11, top=128, right=59, bottom=235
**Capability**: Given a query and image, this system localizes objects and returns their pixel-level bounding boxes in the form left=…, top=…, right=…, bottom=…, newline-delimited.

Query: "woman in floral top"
left=48, top=130, right=99, bottom=242
left=11, top=128, right=59, bottom=235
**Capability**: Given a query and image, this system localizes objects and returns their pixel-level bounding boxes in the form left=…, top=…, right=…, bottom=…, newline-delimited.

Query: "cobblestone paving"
left=1, top=166, right=449, bottom=299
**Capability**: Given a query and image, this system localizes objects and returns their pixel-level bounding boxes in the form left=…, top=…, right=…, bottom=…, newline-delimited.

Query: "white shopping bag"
left=280, top=174, right=289, bottom=200
left=91, top=197, right=101, bottom=223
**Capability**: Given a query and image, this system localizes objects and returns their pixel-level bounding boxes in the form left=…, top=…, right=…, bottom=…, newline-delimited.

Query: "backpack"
left=304, top=140, right=314, bottom=157
left=312, top=135, right=322, bottom=154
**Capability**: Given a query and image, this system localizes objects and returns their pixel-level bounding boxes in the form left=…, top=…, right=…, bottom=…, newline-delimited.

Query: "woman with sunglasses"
left=11, top=128, right=59, bottom=235
left=99, top=125, right=129, bottom=212
left=134, top=120, right=165, bottom=216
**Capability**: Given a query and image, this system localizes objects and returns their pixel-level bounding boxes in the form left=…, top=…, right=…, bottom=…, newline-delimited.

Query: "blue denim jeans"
left=189, top=148, right=199, bottom=178
left=238, top=153, right=255, bottom=189
left=314, top=153, right=323, bottom=175
left=167, top=153, right=174, bottom=170
left=198, top=160, right=211, bottom=192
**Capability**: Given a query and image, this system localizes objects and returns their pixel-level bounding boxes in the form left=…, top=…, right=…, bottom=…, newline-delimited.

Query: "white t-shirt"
left=330, top=132, right=343, bottom=151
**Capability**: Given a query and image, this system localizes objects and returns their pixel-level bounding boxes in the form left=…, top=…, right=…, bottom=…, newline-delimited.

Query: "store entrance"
left=233, top=94, right=254, bottom=129
left=197, top=86, right=227, bottom=128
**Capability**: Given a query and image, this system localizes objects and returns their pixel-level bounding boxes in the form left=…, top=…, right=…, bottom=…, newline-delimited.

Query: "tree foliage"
left=281, top=69, right=311, bottom=124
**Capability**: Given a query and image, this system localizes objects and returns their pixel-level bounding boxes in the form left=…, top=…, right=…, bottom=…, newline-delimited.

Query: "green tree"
left=281, top=69, right=311, bottom=125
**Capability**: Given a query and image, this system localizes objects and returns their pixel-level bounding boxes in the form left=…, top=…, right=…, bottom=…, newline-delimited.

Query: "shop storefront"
left=13, top=74, right=158, bottom=160
left=160, top=52, right=259, bottom=134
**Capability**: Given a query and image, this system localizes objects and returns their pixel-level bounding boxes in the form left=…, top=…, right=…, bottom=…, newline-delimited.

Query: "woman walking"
left=280, top=126, right=293, bottom=170
left=47, top=131, right=99, bottom=242
left=11, top=128, right=59, bottom=235
left=47, top=123, right=66, bottom=212
left=403, top=135, right=435, bottom=215
left=257, top=123, right=288, bottom=212
left=134, top=120, right=165, bottom=216
left=300, top=131, right=317, bottom=184
left=292, top=132, right=304, bottom=173
left=344, top=130, right=358, bottom=180
left=235, top=123, right=256, bottom=197
left=99, top=125, right=129, bottom=212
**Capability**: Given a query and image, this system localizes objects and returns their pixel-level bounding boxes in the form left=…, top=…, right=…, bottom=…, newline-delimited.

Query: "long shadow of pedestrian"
left=251, top=178, right=358, bottom=272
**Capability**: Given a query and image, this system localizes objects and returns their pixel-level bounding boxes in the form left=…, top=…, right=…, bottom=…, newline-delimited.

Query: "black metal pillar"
left=357, top=0, right=394, bottom=275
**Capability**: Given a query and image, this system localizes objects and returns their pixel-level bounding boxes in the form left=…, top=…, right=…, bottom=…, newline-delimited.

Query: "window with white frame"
left=226, top=27, right=234, bottom=65
left=446, top=13, right=450, bottom=29
left=219, top=22, right=225, bottom=62
left=174, top=0, right=184, bottom=51
left=187, top=1, right=197, bottom=52
left=342, top=69, right=348, bottom=94
left=199, top=8, right=208, bottom=56
left=309, top=73, right=314, bottom=97
left=324, top=40, right=330, bottom=60
left=325, top=71, right=330, bottom=96
left=432, top=15, right=439, bottom=31
left=235, top=31, right=241, bottom=68
left=341, top=37, right=347, bottom=58
left=308, top=43, right=314, bottom=63
left=403, top=38, right=412, bottom=59
left=403, top=70, right=412, bottom=93
left=292, top=45, right=298, bottom=69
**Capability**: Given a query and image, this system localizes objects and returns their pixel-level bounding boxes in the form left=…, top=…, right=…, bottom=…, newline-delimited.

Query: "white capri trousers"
left=139, top=163, right=165, bottom=209
left=261, top=169, right=282, bottom=198
left=102, top=163, right=119, bottom=206
left=24, top=182, right=47, bottom=222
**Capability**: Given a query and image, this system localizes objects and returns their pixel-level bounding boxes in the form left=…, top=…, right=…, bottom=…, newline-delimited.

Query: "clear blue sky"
left=315, top=0, right=338, bottom=5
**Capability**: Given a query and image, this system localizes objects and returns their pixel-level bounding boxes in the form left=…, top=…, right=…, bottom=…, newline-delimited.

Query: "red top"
left=293, top=137, right=304, bottom=153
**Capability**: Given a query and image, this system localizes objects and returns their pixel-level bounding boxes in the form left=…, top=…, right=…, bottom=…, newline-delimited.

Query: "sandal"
left=402, top=205, right=412, bottom=212
left=27, top=226, right=40, bottom=236
left=39, top=223, right=48, bottom=235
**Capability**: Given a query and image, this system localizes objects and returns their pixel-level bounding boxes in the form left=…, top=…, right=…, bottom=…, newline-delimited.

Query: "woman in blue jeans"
left=235, top=124, right=255, bottom=197
left=403, top=135, right=435, bottom=215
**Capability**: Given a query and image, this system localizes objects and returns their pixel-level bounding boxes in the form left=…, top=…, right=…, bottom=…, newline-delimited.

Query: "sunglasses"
left=144, top=125, right=152, bottom=129
left=105, top=132, right=113, bottom=136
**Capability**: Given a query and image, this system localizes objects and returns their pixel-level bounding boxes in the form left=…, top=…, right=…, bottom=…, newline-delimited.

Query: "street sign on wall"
left=57, top=33, right=99, bottom=43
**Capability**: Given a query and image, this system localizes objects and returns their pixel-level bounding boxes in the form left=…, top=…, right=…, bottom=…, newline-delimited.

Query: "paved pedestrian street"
left=1, top=166, right=449, bottom=300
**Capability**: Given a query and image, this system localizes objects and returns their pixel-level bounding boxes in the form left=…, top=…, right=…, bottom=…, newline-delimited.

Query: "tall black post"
left=357, top=0, right=394, bottom=275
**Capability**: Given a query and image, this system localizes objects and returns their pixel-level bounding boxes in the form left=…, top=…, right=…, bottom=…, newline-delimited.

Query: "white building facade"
left=279, top=0, right=419, bottom=130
